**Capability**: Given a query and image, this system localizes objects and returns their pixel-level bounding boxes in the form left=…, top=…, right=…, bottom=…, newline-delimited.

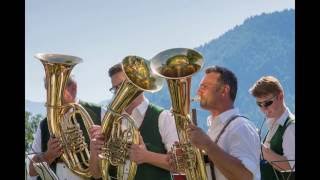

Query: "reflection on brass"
left=150, top=48, right=208, bottom=180
left=159, top=55, right=201, bottom=77
left=35, top=53, right=95, bottom=178
left=123, top=56, right=156, bottom=90
left=171, top=143, right=197, bottom=170
left=100, top=56, right=163, bottom=180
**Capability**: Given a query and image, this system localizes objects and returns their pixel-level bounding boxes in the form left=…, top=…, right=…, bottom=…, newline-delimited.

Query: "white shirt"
left=207, top=108, right=261, bottom=180
left=26, top=101, right=105, bottom=180
left=124, top=97, right=179, bottom=151
left=265, top=106, right=295, bottom=169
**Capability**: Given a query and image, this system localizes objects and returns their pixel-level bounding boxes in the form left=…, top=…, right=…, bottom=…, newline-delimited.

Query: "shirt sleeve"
left=158, top=110, right=179, bottom=151
left=101, top=106, right=107, bottom=121
left=227, top=118, right=261, bottom=178
left=282, top=123, right=295, bottom=169
left=31, top=124, right=42, bottom=154
left=26, top=124, right=42, bottom=179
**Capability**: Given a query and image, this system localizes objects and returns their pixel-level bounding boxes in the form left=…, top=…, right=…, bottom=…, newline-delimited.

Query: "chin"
left=200, top=103, right=209, bottom=110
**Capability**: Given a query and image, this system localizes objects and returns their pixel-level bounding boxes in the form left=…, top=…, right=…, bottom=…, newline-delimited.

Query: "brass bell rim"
left=34, top=53, right=83, bottom=65
left=122, top=55, right=164, bottom=93
left=150, top=47, right=204, bottom=79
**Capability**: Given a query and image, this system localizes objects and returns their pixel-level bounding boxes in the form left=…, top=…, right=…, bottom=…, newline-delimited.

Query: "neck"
left=126, top=94, right=144, bottom=115
left=274, top=103, right=287, bottom=121
left=211, top=103, right=234, bottom=117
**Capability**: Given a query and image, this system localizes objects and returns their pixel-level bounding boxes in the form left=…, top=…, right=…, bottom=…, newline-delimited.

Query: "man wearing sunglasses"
left=249, top=76, right=295, bottom=180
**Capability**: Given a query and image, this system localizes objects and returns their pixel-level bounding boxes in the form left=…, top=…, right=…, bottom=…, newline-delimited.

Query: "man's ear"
left=278, top=92, right=284, bottom=101
left=222, top=84, right=230, bottom=97
left=63, top=88, right=72, bottom=101
left=68, top=83, right=77, bottom=99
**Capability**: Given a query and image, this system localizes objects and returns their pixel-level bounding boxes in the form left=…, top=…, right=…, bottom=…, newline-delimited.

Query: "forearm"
left=144, top=151, right=171, bottom=171
left=29, top=157, right=39, bottom=177
left=264, top=150, right=291, bottom=171
left=89, top=152, right=102, bottom=178
left=28, top=153, right=54, bottom=176
left=205, top=142, right=253, bottom=180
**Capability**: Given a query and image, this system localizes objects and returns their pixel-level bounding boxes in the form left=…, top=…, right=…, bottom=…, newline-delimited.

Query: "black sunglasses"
left=256, top=96, right=277, bottom=108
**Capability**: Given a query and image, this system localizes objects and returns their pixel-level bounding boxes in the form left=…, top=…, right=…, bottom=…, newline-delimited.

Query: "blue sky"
left=26, top=0, right=294, bottom=103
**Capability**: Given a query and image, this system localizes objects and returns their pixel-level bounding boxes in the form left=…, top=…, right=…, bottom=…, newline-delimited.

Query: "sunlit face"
left=110, top=71, right=126, bottom=95
left=197, top=72, right=222, bottom=110
left=255, top=93, right=282, bottom=119
left=63, top=84, right=76, bottom=104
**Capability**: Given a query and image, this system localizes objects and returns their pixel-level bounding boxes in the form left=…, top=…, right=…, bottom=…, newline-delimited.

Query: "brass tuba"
left=35, top=53, right=95, bottom=178
left=150, top=48, right=208, bottom=180
left=99, top=56, right=163, bottom=180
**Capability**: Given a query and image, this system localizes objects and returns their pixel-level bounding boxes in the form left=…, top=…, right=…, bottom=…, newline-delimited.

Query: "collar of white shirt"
left=266, top=106, right=295, bottom=129
left=124, top=96, right=149, bottom=128
left=208, top=108, right=240, bottom=128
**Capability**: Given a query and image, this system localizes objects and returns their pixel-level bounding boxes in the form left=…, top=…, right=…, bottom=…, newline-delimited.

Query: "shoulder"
left=149, top=103, right=165, bottom=113
left=80, top=100, right=101, bottom=109
left=79, top=100, right=101, bottom=113
left=157, top=108, right=175, bottom=124
left=284, top=121, right=295, bottom=135
left=228, top=115, right=258, bottom=136
left=159, top=109, right=174, bottom=119
left=230, top=115, right=251, bottom=126
left=285, top=115, right=295, bottom=126
left=39, top=117, right=48, bottom=127
left=283, top=115, right=295, bottom=131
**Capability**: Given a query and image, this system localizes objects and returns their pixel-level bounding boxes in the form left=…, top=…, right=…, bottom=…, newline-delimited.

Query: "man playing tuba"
left=26, top=76, right=104, bottom=180
left=89, top=63, right=179, bottom=180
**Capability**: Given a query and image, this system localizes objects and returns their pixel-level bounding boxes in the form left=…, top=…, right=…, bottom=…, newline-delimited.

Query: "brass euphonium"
left=35, top=53, right=95, bottom=178
left=150, top=48, right=208, bottom=180
left=99, top=56, right=163, bottom=180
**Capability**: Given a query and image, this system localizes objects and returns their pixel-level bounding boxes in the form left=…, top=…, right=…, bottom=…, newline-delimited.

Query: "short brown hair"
left=205, top=65, right=238, bottom=102
left=249, top=76, right=283, bottom=97
left=108, top=63, right=123, bottom=77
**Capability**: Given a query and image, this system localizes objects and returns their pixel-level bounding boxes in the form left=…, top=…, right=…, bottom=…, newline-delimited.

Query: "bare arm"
left=89, top=125, right=104, bottom=178
left=129, top=134, right=171, bottom=171
left=263, top=123, right=295, bottom=172
left=262, top=145, right=291, bottom=171
left=188, top=124, right=253, bottom=180
left=205, top=141, right=253, bottom=180
left=29, top=137, right=63, bottom=176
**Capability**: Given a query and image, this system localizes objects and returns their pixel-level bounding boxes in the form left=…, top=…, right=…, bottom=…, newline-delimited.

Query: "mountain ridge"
left=26, top=9, right=295, bottom=133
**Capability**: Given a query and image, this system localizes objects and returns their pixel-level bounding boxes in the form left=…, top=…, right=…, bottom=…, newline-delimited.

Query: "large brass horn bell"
left=150, top=48, right=208, bottom=180
left=35, top=53, right=95, bottom=178
left=100, top=56, right=163, bottom=180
